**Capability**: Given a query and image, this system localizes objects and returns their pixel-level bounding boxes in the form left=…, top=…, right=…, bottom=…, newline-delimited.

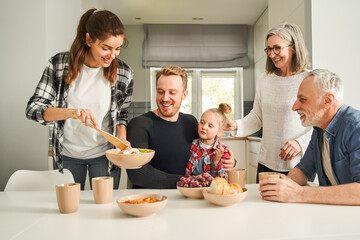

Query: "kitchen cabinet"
left=246, top=137, right=261, bottom=184
left=221, top=138, right=247, bottom=169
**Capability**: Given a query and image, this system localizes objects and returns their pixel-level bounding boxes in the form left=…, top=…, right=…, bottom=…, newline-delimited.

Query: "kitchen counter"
left=221, top=136, right=261, bottom=142
left=247, top=136, right=261, bottom=142
left=1, top=185, right=359, bottom=240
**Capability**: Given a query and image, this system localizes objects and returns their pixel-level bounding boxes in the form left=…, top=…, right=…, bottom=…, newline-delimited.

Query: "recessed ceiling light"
left=135, top=17, right=142, bottom=20
left=192, top=17, right=204, bottom=20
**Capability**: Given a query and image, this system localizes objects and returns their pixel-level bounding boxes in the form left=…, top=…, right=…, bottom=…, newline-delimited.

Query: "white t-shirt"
left=235, top=72, right=313, bottom=171
left=62, top=64, right=112, bottom=159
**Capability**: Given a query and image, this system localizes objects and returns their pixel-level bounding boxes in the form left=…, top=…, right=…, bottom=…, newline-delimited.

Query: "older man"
left=126, top=65, right=235, bottom=188
left=259, top=69, right=360, bottom=205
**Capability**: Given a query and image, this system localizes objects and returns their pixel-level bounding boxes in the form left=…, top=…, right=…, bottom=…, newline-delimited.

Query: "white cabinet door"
left=221, top=139, right=246, bottom=169
left=246, top=139, right=261, bottom=184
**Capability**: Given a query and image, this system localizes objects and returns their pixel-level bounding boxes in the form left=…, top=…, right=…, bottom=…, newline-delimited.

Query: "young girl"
left=185, top=103, right=232, bottom=177
left=26, top=9, right=134, bottom=190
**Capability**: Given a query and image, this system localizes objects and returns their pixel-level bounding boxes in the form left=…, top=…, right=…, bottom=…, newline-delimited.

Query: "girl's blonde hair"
left=205, top=103, right=232, bottom=130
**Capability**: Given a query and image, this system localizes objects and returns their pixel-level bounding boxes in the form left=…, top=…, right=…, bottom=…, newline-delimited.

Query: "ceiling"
left=101, top=0, right=268, bottom=25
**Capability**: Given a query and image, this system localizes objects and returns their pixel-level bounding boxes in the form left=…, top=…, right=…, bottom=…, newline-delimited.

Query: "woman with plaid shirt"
left=25, top=9, right=133, bottom=190
left=185, top=104, right=232, bottom=177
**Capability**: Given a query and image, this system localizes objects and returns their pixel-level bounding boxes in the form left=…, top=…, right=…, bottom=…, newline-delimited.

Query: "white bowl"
left=116, top=193, right=168, bottom=217
left=177, top=186, right=210, bottom=199
left=105, top=149, right=155, bottom=169
left=202, top=188, right=248, bottom=206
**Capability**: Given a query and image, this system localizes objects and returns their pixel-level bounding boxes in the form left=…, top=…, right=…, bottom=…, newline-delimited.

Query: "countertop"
left=221, top=136, right=261, bottom=142
left=1, top=185, right=359, bottom=239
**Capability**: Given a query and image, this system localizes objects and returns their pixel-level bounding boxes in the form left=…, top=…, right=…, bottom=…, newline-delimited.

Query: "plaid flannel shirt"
left=25, top=52, right=134, bottom=172
left=185, top=138, right=229, bottom=177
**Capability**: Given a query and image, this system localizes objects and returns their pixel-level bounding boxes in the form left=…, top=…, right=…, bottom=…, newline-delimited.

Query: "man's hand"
left=223, top=149, right=236, bottom=170
left=258, top=174, right=304, bottom=203
left=280, top=140, right=301, bottom=161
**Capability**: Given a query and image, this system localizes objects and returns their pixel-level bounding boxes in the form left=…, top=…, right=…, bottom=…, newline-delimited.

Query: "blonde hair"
left=205, top=103, right=232, bottom=130
left=265, top=22, right=310, bottom=74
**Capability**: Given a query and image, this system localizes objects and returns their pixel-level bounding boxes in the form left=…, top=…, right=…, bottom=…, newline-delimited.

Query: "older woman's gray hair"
left=310, top=69, right=344, bottom=102
left=265, top=22, right=310, bottom=74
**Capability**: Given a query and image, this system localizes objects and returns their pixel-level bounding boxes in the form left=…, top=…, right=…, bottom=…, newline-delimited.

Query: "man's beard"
left=301, top=109, right=325, bottom=127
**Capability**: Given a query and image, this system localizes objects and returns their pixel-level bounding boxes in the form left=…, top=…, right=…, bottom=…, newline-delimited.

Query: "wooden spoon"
left=71, top=111, right=128, bottom=150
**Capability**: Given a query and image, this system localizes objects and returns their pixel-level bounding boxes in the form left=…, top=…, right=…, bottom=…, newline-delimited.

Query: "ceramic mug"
left=227, top=168, right=246, bottom=188
left=258, top=172, right=281, bottom=181
left=56, top=183, right=81, bottom=214
left=92, top=176, right=113, bottom=204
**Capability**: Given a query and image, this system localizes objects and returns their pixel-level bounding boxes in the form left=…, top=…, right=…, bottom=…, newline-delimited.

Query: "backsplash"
left=244, top=101, right=262, bottom=138
left=127, top=101, right=151, bottom=121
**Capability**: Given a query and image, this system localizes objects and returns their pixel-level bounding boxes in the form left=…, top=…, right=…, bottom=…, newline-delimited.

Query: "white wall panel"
left=311, top=0, right=360, bottom=109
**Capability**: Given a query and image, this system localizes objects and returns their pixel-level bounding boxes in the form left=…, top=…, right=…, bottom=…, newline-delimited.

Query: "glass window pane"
left=201, top=75, right=235, bottom=119
left=180, top=76, right=192, bottom=114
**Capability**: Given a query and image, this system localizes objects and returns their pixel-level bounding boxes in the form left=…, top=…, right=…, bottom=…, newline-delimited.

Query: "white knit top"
left=236, top=72, right=312, bottom=171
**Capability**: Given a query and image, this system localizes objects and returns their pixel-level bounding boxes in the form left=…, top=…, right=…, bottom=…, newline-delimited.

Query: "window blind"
left=143, top=24, right=249, bottom=68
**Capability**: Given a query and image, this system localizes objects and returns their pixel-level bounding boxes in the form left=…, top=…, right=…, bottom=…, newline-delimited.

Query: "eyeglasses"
left=264, top=45, right=291, bottom=55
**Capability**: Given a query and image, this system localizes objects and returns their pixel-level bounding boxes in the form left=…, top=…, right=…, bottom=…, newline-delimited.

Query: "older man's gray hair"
left=309, top=69, right=344, bottom=102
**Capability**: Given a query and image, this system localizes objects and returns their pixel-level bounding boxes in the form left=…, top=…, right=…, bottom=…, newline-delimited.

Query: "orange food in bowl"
left=124, top=197, right=159, bottom=204
left=116, top=194, right=167, bottom=217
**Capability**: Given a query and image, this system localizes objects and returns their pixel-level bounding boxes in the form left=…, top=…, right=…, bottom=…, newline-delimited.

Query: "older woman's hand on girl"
left=279, top=140, right=301, bottom=161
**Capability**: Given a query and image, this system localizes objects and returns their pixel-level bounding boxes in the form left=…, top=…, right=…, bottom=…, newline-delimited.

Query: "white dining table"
left=0, top=184, right=359, bottom=240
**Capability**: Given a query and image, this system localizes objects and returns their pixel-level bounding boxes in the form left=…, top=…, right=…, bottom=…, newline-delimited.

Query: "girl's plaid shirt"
left=185, top=138, right=229, bottom=177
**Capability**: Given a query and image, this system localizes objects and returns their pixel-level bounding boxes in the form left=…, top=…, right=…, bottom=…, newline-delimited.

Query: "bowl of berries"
left=176, top=173, right=213, bottom=199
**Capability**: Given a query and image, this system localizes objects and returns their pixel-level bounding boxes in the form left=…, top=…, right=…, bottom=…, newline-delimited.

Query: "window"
left=150, top=68, right=243, bottom=120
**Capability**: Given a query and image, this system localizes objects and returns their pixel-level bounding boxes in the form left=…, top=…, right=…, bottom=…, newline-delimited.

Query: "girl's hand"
left=71, top=108, right=99, bottom=129
left=213, top=145, right=224, bottom=164
left=223, top=150, right=235, bottom=170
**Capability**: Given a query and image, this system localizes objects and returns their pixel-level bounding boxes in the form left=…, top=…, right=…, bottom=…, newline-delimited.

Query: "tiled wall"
left=244, top=101, right=262, bottom=137
left=127, top=101, right=151, bottom=121
left=243, top=101, right=253, bottom=117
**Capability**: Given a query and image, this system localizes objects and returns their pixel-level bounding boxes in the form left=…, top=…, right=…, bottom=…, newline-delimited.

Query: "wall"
left=311, top=0, right=360, bottom=109
left=0, top=0, right=48, bottom=191
left=46, top=1, right=85, bottom=58
left=254, top=9, right=269, bottom=89
left=0, top=0, right=100, bottom=191
left=120, top=25, right=149, bottom=102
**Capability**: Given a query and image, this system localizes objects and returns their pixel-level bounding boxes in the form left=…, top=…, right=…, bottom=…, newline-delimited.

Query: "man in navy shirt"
left=259, top=69, right=360, bottom=205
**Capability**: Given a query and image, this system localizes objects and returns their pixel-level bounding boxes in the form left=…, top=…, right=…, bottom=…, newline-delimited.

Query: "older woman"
left=227, top=23, right=312, bottom=182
